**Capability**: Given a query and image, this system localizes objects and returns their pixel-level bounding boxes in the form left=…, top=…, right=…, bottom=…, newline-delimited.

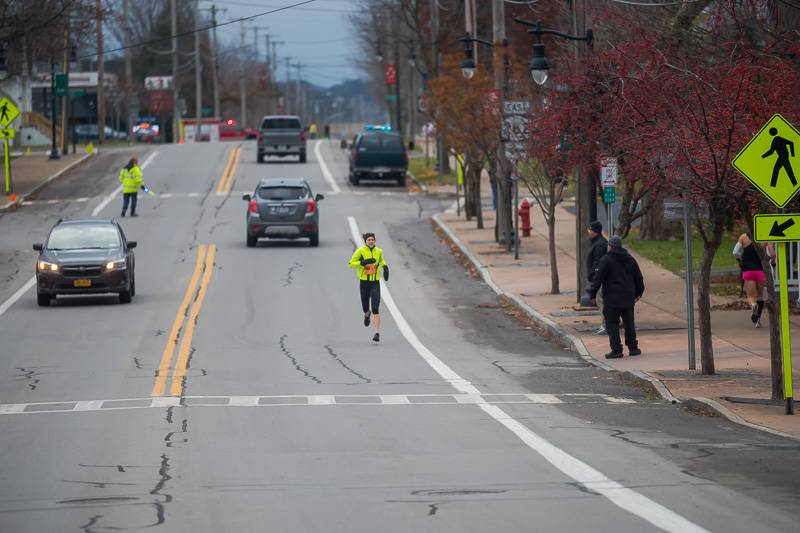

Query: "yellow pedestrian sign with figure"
left=732, top=114, right=800, bottom=208
left=0, top=97, right=20, bottom=128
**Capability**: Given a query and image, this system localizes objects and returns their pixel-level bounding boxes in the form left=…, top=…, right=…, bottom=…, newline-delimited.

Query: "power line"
left=73, top=0, right=320, bottom=61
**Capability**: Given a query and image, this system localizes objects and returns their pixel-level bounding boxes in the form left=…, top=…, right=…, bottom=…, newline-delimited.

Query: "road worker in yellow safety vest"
left=119, top=156, right=144, bottom=217
left=349, top=232, right=389, bottom=343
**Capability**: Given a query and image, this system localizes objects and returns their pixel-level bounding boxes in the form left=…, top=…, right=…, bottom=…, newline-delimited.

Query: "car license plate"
left=74, top=279, right=92, bottom=288
left=271, top=206, right=292, bottom=215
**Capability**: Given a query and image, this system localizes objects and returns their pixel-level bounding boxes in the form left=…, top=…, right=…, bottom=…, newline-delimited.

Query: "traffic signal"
left=226, top=119, right=235, bottom=126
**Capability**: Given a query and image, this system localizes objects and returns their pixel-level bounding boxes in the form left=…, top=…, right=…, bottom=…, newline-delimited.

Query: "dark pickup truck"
left=257, top=115, right=306, bottom=163
left=348, top=131, right=408, bottom=186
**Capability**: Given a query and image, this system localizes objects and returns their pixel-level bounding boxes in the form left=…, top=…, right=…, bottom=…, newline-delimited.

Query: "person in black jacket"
left=585, top=236, right=645, bottom=359
left=585, top=221, right=609, bottom=334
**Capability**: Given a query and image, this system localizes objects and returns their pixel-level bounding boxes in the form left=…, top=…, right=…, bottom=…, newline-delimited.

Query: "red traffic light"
left=226, top=119, right=234, bottom=126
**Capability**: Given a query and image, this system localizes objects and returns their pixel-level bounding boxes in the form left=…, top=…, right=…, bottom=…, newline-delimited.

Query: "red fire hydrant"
left=519, top=199, right=532, bottom=237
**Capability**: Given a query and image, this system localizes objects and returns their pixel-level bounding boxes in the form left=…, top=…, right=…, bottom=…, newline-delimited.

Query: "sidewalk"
left=0, top=151, right=93, bottom=210
left=433, top=188, right=800, bottom=440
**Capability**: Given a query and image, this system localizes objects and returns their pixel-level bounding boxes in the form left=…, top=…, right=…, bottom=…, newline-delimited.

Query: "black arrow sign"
left=769, top=218, right=796, bottom=237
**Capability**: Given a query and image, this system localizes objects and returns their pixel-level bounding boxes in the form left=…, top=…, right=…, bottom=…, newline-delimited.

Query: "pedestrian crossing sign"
left=0, top=97, right=20, bottom=128
left=732, top=114, right=800, bottom=208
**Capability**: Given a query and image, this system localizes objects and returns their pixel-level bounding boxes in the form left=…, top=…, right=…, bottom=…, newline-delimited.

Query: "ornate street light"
left=513, top=18, right=593, bottom=85
left=458, top=32, right=494, bottom=80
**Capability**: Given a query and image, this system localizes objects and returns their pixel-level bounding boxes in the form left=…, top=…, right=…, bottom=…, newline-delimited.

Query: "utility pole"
left=171, top=0, right=180, bottom=143
left=285, top=57, right=293, bottom=113
left=294, top=63, right=302, bottom=118
left=265, top=34, right=271, bottom=113
left=272, top=42, right=282, bottom=112
left=194, top=0, right=202, bottom=140
left=210, top=5, right=221, bottom=120
left=573, top=0, right=590, bottom=300
left=124, top=0, right=134, bottom=139
left=239, top=20, right=247, bottom=126
left=492, top=0, right=513, bottom=249
left=429, top=0, right=446, bottom=172
left=61, top=16, right=70, bottom=154
left=96, top=0, right=105, bottom=144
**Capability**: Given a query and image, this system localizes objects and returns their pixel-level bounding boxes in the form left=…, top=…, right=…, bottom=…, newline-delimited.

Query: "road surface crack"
left=15, top=367, right=41, bottom=391
left=283, top=262, right=303, bottom=287
left=279, top=335, right=321, bottom=384
left=324, top=345, right=371, bottom=383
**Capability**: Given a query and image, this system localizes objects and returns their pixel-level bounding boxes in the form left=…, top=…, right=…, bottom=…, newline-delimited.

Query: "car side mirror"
left=242, top=194, right=251, bottom=201
left=315, top=193, right=324, bottom=202
left=127, top=241, right=137, bottom=249
left=33, top=243, right=43, bottom=251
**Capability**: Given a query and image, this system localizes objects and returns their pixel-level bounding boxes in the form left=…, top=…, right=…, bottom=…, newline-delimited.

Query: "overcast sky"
left=206, top=0, right=364, bottom=88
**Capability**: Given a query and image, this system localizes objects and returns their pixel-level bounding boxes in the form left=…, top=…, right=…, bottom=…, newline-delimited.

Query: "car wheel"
left=257, top=153, right=263, bottom=164
left=36, top=292, right=51, bottom=307
left=299, top=153, right=307, bottom=164
left=119, top=289, right=132, bottom=304
left=130, top=273, right=136, bottom=297
left=309, top=232, right=319, bottom=247
left=351, top=173, right=360, bottom=186
left=398, top=174, right=407, bottom=187
left=247, top=233, right=257, bottom=248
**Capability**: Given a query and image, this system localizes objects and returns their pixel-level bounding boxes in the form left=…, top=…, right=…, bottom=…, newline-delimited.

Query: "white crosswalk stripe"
left=0, top=393, right=640, bottom=416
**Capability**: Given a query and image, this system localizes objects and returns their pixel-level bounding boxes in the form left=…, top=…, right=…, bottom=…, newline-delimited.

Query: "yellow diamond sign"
left=0, top=97, right=20, bottom=128
left=732, top=114, right=800, bottom=208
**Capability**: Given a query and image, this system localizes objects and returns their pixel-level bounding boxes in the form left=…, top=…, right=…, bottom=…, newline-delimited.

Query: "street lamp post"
left=49, top=58, right=60, bottom=160
left=514, top=18, right=595, bottom=300
left=458, top=32, right=515, bottom=250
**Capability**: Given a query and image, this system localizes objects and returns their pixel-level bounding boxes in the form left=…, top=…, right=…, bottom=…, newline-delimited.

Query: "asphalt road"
left=0, top=140, right=798, bottom=532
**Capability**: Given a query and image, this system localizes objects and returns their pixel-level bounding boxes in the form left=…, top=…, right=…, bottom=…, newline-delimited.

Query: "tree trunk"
left=548, top=207, right=559, bottom=294
left=696, top=215, right=723, bottom=375
left=763, top=260, right=784, bottom=400
left=475, top=163, right=484, bottom=230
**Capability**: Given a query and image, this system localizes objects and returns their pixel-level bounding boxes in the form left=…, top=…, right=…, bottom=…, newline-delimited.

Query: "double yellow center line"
left=216, top=145, right=241, bottom=194
left=152, top=244, right=217, bottom=397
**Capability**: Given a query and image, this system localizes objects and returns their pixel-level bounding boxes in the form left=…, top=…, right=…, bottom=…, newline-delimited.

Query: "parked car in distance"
left=243, top=178, right=323, bottom=247
left=73, top=124, right=128, bottom=141
left=219, top=120, right=258, bottom=140
left=33, top=219, right=137, bottom=306
left=257, top=115, right=306, bottom=163
left=348, top=131, right=408, bottom=186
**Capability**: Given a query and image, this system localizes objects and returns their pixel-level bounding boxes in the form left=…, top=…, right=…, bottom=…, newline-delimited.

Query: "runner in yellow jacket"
left=119, top=156, right=144, bottom=217
left=348, top=232, right=389, bottom=342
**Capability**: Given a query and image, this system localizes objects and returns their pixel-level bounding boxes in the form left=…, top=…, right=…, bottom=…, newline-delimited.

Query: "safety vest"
left=119, top=165, right=143, bottom=193
left=349, top=245, right=387, bottom=282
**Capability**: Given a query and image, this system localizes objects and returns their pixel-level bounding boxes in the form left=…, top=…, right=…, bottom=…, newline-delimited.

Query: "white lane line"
left=91, top=150, right=159, bottom=216
left=345, top=215, right=706, bottom=533
left=313, top=140, right=341, bottom=194
left=0, top=276, right=36, bottom=319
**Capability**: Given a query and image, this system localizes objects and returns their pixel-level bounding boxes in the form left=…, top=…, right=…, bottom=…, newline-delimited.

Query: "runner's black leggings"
left=360, top=280, right=381, bottom=314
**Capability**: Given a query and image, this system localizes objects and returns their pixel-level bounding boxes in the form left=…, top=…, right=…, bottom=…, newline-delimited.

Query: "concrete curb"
left=0, top=152, right=94, bottom=211
left=432, top=211, right=800, bottom=442
left=685, top=398, right=800, bottom=442
left=407, top=171, right=428, bottom=193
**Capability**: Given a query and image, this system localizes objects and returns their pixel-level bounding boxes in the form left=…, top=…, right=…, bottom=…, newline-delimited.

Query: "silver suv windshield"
left=47, top=225, right=122, bottom=250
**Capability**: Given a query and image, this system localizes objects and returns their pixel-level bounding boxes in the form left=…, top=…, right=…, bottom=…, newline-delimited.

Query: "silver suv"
left=243, top=178, right=324, bottom=247
left=257, top=115, right=306, bottom=163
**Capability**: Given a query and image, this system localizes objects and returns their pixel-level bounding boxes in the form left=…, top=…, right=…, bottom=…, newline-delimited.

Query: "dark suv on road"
left=243, top=178, right=324, bottom=247
left=349, top=131, right=408, bottom=186
left=33, top=219, right=137, bottom=306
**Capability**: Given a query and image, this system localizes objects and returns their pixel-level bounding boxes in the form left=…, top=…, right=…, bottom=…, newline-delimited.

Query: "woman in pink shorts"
left=733, top=233, right=774, bottom=327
